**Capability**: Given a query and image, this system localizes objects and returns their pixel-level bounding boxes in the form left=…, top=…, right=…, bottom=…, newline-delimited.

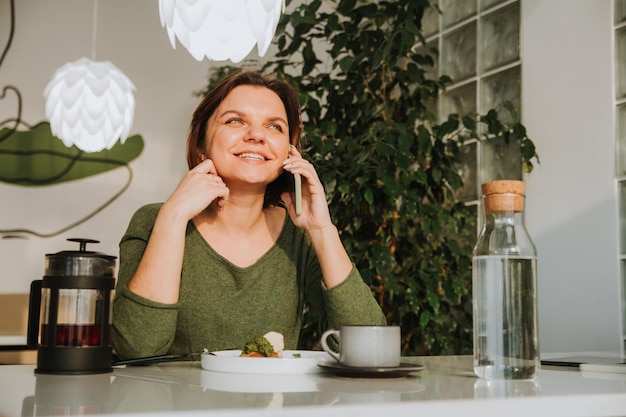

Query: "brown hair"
left=186, top=71, right=302, bottom=207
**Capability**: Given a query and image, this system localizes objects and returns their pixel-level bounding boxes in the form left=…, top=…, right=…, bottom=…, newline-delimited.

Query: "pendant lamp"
left=43, top=58, right=136, bottom=153
left=159, top=0, right=284, bottom=63
left=43, top=0, right=136, bottom=153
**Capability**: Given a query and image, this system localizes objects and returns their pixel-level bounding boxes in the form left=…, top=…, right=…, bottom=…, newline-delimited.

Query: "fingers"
left=188, top=158, right=226, bottom=189
left=282, top=156, right=320, bottom=188
left=165, top=157, right=230, bottom=218
left=206, top=174, right=225, bottom=187
left=190, top=158, right=218, bottom=175
left=289, top=145, right=302, bottom=158
left=283, top=152, right=317, bottom=177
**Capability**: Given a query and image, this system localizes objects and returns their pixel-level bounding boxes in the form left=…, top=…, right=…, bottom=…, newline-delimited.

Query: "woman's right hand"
left=162, top=159, right=230, bottom=222
left=127, top=159, right=229, bottom=303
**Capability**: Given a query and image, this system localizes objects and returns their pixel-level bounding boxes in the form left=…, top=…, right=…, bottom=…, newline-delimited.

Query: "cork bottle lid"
left=481, top=180, right=525, bottom=213
left=481, top=180, right=525, bottom=196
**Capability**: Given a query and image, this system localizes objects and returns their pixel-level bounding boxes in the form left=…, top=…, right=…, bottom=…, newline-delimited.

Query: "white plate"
left=201, top=350, right=332, bottom=375
left=201, top=371, right=320, bottom=393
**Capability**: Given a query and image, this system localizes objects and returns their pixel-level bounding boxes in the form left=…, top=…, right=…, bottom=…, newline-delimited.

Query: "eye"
left=225, top=118, right=244, bottom=125
left=268, top=124, right=284, bottom=132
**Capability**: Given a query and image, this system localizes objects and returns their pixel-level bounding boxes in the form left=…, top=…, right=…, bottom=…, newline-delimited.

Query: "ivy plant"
left=199, top=0, right=538, bottom=355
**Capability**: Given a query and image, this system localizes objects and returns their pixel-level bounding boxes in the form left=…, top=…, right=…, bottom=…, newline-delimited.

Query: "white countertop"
left=0, top=355, right=625, bottom=417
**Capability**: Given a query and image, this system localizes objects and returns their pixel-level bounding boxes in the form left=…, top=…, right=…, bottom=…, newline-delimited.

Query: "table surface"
left=1, top=355, right=625, bottom=417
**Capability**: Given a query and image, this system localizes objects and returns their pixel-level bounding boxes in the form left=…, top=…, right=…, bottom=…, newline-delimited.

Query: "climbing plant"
left=199, top=0, right=538, bottom=355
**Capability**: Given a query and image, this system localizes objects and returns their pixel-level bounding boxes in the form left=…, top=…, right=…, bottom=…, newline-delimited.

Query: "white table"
left=1, top=355, right=625, bottom=417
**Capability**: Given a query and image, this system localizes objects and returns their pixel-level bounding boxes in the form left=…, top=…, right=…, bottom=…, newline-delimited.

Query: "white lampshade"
left=43, top=58, right=136, bottom=153
left=159, top=0, right=284, bottom=63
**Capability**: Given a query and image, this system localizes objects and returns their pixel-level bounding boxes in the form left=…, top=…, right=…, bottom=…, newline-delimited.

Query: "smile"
left=237, top=152, right=267, bottom=161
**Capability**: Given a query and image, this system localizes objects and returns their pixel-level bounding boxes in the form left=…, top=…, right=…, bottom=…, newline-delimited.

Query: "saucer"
left=317, top=361, right=424, bottom=379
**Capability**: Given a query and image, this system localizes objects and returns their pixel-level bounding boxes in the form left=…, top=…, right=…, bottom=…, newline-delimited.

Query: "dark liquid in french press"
left=28, top=238, right=116, bottom=374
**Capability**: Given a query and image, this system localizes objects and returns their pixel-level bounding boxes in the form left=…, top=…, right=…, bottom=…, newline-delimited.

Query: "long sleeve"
left=112, top=204, right=180, bottom=358
left=112, top=204, right=385, bottom=359
left=322, top=266, right=386, bottom=328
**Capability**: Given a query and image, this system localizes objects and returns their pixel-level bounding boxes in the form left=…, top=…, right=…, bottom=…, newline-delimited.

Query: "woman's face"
left=204, top=85, right=290, bottom=188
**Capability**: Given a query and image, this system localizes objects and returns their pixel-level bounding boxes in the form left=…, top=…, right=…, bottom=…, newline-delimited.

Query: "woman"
left=112, top=71, right=385, bottom=359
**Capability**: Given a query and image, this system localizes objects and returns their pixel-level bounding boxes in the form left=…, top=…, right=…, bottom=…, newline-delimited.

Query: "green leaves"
left=467, top=104, right=539, bottom=173
left=264, top=0, right=479, bottom=354
left=202, top=0, right=535, bottom=356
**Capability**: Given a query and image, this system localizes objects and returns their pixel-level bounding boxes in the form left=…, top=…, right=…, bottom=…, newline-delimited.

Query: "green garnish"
left=242, top=335, right=274, bottom=357
left=292, top=353, right=301, bottom=358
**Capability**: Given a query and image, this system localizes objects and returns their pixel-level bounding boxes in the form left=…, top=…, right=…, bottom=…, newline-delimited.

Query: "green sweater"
left=112, top=203, right=386, bottom=359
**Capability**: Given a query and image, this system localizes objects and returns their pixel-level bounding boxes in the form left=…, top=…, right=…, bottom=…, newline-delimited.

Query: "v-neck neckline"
left=189, top=209, right=290, bottom=271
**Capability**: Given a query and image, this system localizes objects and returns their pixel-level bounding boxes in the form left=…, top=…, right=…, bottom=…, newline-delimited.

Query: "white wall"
left=0, top=0, right=622, bottom=354
left=0, top=1, right=219, bottom=292
left=522, top=0, right=622, bottom=353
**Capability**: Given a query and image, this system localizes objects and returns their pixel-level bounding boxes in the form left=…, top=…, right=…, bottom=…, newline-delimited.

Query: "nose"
left=245, top=123, right=266, bottom=142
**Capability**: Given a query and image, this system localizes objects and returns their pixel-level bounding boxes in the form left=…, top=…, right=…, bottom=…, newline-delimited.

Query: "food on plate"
left=241, top=331, right=284, bottom=358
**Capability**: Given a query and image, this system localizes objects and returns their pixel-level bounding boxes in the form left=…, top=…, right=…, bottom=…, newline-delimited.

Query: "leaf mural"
left=0, top=121, right=144, bottom=186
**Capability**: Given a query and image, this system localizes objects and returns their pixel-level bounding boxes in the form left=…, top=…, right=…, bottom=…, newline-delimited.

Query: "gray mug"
left=321, top=325, right=401, bottom=368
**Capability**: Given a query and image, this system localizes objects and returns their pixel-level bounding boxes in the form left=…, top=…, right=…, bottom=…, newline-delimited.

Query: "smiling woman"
left=186, top=71, right=301, bottom=209
left=111, top=71, right=386, bottom=360
left=203, top=84, right=291, bottom=192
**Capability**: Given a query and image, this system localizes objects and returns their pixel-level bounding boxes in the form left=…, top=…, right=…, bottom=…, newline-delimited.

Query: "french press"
left=27, top=238, right=116, bottom=374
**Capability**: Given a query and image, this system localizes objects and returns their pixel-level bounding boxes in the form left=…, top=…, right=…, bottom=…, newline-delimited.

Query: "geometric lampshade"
left=158, top=0, right=284, bottom=63
left=43, top=57, right=136, bottom=153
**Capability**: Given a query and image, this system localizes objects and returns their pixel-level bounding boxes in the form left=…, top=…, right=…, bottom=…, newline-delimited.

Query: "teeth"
left=238, top=153, right=265, bottom=161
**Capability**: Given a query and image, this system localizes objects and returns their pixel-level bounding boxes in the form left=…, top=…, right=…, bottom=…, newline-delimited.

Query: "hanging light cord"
left=0, top=0, right=135, bottom=240
left=91, top=0, right=97, bottom=60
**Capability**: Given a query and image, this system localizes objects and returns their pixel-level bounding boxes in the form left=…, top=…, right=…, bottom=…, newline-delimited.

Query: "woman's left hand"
left=281, top=147, right=333, bottom=232
left=281, top=147, right=353, bottom=288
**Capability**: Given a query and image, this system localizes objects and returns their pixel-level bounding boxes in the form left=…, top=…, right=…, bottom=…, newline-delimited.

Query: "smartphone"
left=293, top=172, right=302, bottom=215
left=289, top=147, right=302, bottom=215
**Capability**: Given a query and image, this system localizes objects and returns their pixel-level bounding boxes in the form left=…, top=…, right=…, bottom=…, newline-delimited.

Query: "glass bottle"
left=472, top=180, right=540, bottom=379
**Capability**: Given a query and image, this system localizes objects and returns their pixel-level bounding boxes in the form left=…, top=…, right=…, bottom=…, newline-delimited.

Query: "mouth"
left=236, top=152, right=268, bottom=161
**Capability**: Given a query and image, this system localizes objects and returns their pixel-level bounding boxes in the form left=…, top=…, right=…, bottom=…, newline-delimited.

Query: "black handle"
left=26, top=280, right=42, bottom=348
